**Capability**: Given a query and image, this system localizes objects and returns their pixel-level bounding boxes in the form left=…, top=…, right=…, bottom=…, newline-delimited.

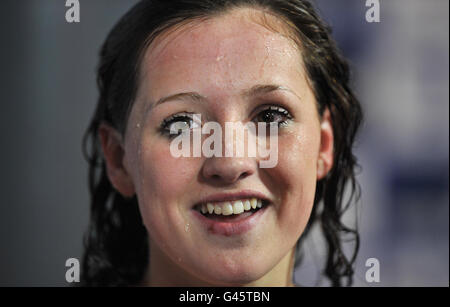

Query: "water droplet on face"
left=184, top=223, right=190, bottom=233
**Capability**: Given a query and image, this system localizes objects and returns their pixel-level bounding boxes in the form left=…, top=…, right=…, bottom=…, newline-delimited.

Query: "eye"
left=160, top=112, right=201, bottom=136
left=254, top=106, right=293, bottom=127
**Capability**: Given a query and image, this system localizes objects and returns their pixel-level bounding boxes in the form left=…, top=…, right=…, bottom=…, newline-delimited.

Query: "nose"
left=201, top=157, right=256, bottom=185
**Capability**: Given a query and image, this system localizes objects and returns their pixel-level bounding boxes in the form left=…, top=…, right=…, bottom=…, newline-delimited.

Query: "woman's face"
left=118, top=8, right=332, bottom=285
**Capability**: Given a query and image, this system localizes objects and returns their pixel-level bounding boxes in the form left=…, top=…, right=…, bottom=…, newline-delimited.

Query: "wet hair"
left=82, top=0, right=363, bottom=287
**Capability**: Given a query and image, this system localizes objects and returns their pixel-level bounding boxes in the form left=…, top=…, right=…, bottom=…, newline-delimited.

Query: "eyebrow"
left=242, top=84, right=299, bottom=99
left=153, top=84, right=299, bottom=107
left=155, top=91, right=207, bottom=106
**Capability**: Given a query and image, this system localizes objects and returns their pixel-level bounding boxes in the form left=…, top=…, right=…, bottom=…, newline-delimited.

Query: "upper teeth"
left=200, top=198, right=263, bottom=215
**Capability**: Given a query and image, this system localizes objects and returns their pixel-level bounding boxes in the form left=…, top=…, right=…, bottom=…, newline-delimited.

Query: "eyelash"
left=253, top=105, right=293, bottom=127
left=159, top=112, right=198, bottom=136
left=159, top=106, right=293, bottom=136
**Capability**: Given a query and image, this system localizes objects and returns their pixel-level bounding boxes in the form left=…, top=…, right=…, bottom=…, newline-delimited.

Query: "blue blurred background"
left=0, top=0, right=448, bottom=286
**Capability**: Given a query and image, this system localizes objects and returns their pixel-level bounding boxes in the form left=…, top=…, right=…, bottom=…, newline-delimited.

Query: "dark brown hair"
left=82, top=0, right=363, bottom=286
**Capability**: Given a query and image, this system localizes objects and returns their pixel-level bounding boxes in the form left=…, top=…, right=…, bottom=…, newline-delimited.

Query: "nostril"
left=202, top=157, right=256, bottom=184
left=210, top=173, right=242, bottom=183
left=238, top=172, right=250, bottom=180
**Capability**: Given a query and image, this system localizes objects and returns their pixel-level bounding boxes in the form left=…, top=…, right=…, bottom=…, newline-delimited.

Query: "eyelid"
left=162, top=112, right=195, bottom=124
left=160, top=112, right=203, bottom=135
left=253, top=104, right=293, bottom=119
left=266, top=106, right=291, bottom=116
left=161, top=112, right=202, bottom=127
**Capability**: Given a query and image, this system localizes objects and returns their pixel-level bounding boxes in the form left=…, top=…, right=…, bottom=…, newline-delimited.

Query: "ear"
left=317, top=108, right=334, bottom=180
left=98, top=123, right=135, bottom=197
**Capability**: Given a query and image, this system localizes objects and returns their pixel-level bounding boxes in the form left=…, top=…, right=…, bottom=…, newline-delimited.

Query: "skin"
left=99, top=8, right=334, bottom=286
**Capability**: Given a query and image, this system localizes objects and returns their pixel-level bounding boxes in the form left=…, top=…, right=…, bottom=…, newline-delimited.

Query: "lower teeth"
left=201, top=207, right=261, bottom=217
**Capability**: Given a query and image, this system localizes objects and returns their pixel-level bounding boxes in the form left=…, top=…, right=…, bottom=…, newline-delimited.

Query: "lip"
left=191, top=190, right=271, bottom=236
left=194, top=190, right=271, bottom=206
left=191, top=205, right=268, bottom=236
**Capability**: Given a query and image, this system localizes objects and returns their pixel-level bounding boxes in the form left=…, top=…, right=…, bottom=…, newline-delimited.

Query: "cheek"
left=131, top=138, right=204, bottom=260
left=138, top=140, right=193, bottom=196
left=268, top=126, right=320, bottom=235
left=133, top=138, right=200, bottom=226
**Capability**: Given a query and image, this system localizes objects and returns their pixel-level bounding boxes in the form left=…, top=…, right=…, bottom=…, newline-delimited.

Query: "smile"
left=191, top=192, right=271, bottom=236
left=194, top=198, right=264, bottom=216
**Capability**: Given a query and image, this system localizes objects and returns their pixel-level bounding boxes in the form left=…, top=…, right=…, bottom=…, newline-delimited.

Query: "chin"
left=198, top=258, right=269, bottom=286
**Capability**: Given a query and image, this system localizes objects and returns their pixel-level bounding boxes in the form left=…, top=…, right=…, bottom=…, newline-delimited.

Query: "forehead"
left=144, top=8, right=299, bottom=64
left=139, top=8, right=305, bottom=100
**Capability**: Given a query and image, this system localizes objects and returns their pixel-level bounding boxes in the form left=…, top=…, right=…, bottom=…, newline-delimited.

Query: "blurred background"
left=0, top=0, right=448, bottom=286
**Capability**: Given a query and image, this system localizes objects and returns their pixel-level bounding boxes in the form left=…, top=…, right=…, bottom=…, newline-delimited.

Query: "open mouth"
left=193, top=198, right=268, bottom=222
